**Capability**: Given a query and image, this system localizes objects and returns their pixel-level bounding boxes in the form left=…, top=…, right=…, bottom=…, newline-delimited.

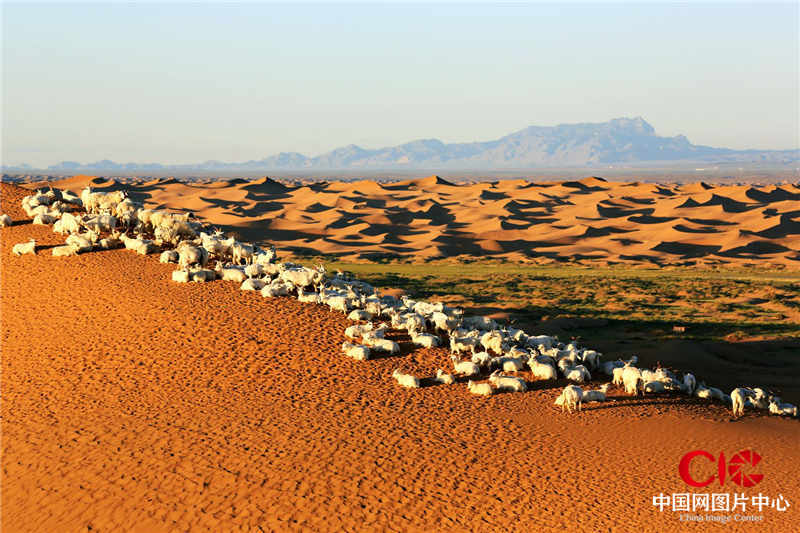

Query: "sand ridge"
left=1, top=182, right=799, bottom=532
left=23, top=174, right=800, bottom=266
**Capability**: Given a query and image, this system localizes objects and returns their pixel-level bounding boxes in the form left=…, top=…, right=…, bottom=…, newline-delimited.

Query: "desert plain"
left=2, top=175, right=799, bottom=532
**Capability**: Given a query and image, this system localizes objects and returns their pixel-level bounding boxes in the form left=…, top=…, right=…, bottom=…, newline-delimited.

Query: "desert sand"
left=2, top=181, right=799, bottom=532
left=24, top=174, right=800, bottom=267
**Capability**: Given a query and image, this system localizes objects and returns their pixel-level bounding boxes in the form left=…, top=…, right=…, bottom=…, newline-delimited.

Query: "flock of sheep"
left=3, top=185, right=798, bottom=420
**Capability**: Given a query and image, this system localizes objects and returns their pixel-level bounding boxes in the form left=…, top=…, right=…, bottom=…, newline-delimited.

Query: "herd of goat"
left=3, top=185, right=798, bottom=420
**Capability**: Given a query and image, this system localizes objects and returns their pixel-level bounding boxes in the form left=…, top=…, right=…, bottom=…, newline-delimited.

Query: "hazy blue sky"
left=3, top=2, right=798, bottom=167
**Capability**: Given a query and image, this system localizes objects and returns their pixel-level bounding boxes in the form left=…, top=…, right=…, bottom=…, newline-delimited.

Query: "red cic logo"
left=679, top=450, right=764, bottom=488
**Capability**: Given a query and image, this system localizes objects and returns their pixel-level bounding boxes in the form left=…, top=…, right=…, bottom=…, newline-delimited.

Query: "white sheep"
left=683, top=373, right=697, bottom=395
left=244, top=263, right=264, bottom=278
left=297, top=288, right=321, bottom=304
left=11, top=239, right=36, bottom=256
left=450, top=355, right=480, bottom=377
left=231, top=241, right=255, bottom=265
left=496, top=356, right=525, bottom=373
left=261, top=282, right=289, bottom=298
left=347, top=309, right=372, bottom=322
left=467, top=380, right=493, bottom=396
left=471, top=351, right=493, bottom=367
left=731, top=387, right=753, bottom=418
left=65, top=233, right=94, bottom=253
left=160, top=250, right=179, bottom=263
left=345, top=323, right=375, bottom=341
left=241, top=278, right=266, bottom=291
left=431, top=311, right=459, bottom=333
left=449, top=335, right=477, bottom=356
left=60, top=189, right=82, bottom=206
left=555, top=385, right=583, bottom=413
left=528, top=358, right=558, bottom=381
left=216, top=264, right=248, bottom=283
left=190, top=268, right=216, bottom=282
left=55, top=212, right=81, bottom=235
left=364, top=298, right=382, bottom=318
left=600, top=360, right=625, bottom=376
left=171, top=269, right=191, bottom=283
left=52, top=244, right=78, bottom=257
left=694, top=385, right=713, bottom=400
left=403, top=313, right=426, bottom=334
left=480, top=330, right=506, bottom=354
left=367, top=338, right=400, bottom=355
left=33, top=213, right=57, bottom=225
left=622, top=365, right=643, bottom=396
left=582, top=383, right=611, bottom=403
left=612, top=367, right=626, bottom=386
left=565, top=365, right=591, bottom=383
left=254, top=245, right=278, bottom=265
left=527, top=335, right=555, bottom=350
left=177, top=242, right=208, bottom=268
left=488, top=371, right=527, bottom=392
left=0, top=214, right=13, bottom=227
left=83, top=214, right=117, bottom=233
left=434, top=369, right=455, bottom=385
left=392, top=369, right=419, bottom=389
left=643, top=381, right=666, bottom=394
left=708, top=386, right=725, bottom=401
left=136, top=241, right=158, bottom=255
left=120, top=233, right=145, bottom=250
left=580, top=349, right=601, bottom=370
left=342, top=341, right=370, bottom=361
left=411, top=331, right=440, bottom=349
left=769, top=399, right=798, bottom=417
left=327, top=295, right=350, bottom=313
left=200, top=232, right=235, bottom=256
left=98, top=235, right=121, bottom=250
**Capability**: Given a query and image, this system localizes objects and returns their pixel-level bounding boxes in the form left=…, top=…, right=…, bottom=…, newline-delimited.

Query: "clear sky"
left=3, top=2, right=798, bottom=167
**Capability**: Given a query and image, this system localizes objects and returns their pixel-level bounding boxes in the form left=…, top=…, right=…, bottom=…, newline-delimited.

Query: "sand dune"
left=2, top=182, right=799, bottom=531
left=23, top=174, right=800, bottom=266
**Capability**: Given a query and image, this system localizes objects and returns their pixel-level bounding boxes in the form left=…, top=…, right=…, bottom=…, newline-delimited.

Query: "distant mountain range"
left=6, top=118, right=799, bottom=172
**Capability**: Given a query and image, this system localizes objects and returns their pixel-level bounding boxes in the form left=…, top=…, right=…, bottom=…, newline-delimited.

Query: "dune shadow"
left=752, top=215, right=800, bottom=239
left=651, top=241, right=722, bottom=258
left=597, top=204, right=654, bottom=218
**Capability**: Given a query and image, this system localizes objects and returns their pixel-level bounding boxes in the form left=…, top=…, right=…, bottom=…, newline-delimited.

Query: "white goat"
left=411, top=332, right=439, bottom=349
left=241, top=278, right=266, bottom=291
left=392, top=369, right=419, bottom=389
left=160, top=250, right=179, bottom=264
left=528, top=358, right=558, bottom=381
left=467, top=380, right=493, bottom=396
left=488, top=371, right=527, bottom=392
left=347, top=309, right=372, bottom=322
left=731, top=387, right=754, bottom=418
left=622, top=365, right=643, bottom=396
left=555, top=385, right=583, bottom=413
left=565, top=365, right=591, bottom=383
left=769, top=399, right=798, bottom=417
left=582, top=383, right=611, bottom=403
left=450, top=355, right=480, bottom=377
left=52, top=244, right=79, bottom=257
left=683, top=373, right=697, bottom=395
left=434, top=369, right=455, bottom=385
left=342, top=341, right=370, bottom=361
left=12, top=239, right=36, bottom=256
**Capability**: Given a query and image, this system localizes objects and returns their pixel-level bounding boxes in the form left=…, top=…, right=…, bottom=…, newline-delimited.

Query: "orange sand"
left=23, top=174, right=800, bottom=267
left=2, top=183, right=799, bottom=532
